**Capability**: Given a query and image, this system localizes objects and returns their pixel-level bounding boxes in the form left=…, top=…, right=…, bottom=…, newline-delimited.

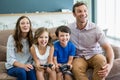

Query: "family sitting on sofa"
left=4, top=2, right=117, bottom=80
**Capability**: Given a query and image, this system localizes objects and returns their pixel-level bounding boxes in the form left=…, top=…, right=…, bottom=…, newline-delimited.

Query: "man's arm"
left=98, top=42, right=114, bottom=77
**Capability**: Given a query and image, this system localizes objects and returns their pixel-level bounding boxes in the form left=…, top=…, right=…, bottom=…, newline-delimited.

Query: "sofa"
left=0, top=28, right=120, bottom=80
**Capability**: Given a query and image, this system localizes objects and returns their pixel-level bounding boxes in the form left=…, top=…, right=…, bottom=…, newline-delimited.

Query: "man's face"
left=73, top=5, right=88, bottom=23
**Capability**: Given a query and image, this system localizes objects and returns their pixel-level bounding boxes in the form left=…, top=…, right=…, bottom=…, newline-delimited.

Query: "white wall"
left=0, top=12, right=75, bottom=30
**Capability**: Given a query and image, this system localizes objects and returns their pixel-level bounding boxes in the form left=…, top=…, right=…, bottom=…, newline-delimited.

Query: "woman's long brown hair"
left=13, top=16, right=33, bottom=52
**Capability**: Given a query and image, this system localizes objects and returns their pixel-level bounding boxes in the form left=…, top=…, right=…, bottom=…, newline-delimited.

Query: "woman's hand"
left=23, top=64, right=33, bottom=71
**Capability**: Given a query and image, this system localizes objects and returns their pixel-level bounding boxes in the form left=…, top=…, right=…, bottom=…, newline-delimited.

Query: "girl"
left=30, top=27, right=56, bottom=80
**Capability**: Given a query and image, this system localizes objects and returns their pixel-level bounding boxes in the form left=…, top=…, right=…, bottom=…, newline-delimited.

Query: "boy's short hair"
left=55, top=25, right=71, bottom=37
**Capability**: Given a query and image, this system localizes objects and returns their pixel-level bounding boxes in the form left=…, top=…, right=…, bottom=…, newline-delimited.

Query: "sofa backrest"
left=0, top=30, right=14, bottom=61
left=0, top=28, right=57, bottom=46
left=0, top=28, right=120, bottom=61
left=0, top=28, right=57, bottom=61
left=0, top=30, right=14, bottom=46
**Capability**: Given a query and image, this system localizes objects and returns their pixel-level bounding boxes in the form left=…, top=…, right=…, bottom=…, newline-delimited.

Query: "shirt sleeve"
left=96, top=27, right=108, bottom=46
left=69, top=41, right=76, bottom=56
left=6, top=35, right=16, bottom=65
left=53, top=44, right=58, bottom=57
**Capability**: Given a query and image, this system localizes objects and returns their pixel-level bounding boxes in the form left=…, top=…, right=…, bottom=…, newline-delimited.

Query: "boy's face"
left=58, top=31, right=70, bottom=47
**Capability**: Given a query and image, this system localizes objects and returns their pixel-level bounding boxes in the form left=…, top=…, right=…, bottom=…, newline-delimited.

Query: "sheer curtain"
left=97, top=0, right=120, bottom=39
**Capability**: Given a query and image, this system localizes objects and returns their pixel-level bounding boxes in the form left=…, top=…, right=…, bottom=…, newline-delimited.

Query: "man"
left=68, top=2, right=114, bottom=80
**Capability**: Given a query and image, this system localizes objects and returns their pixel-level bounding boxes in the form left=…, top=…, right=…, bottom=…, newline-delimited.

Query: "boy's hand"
left=55, top=63, right=61, bottom=72
left=67, top=63, right=72, bottom=69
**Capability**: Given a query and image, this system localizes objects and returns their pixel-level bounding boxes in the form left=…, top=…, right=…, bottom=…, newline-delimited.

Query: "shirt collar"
left=75, top=20, right=96, bottom=30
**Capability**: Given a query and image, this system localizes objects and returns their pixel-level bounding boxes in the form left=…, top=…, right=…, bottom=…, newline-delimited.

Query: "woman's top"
left=33, top=45, right=50, bottom=65
left=5, top=35, right=33, bottom=69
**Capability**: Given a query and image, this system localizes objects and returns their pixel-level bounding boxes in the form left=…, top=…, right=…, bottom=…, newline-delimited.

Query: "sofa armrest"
left=0, top=45, right=6, bottom=61
left=111, top=44, right=120, bottom=59
left=106, top=59, right=120, bottom=79
left=0, top=62, right=7, bottom=73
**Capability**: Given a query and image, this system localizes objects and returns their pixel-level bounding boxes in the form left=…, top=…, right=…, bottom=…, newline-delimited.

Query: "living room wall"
left=0, top=0, right=73, bottom=14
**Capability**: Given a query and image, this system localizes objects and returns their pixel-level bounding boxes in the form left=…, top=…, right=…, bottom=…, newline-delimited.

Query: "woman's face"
left=37, top=31, right=49, bottom=47
left=19, top=18, right=30, bottom=33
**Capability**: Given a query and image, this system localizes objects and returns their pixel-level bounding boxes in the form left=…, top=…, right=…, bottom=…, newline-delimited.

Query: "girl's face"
left=37, top=31, right=49, bottom=47
left=58, top=31, right=70, bottom=47
left=19, top=18, right=30, bottom=33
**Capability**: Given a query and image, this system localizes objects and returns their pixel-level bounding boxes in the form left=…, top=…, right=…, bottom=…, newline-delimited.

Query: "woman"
left=5, top=16, right=36, bottom=80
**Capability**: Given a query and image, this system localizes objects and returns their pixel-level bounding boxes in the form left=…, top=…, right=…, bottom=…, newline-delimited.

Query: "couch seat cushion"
left=0, top=73, right=16, bottom=80
left=0, top=45, right=6, bottom=61
left=106, top=59, right=120, bottom=80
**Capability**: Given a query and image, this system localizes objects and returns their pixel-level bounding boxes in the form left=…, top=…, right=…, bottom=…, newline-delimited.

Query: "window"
left=97, top=0, right=120, bottom=40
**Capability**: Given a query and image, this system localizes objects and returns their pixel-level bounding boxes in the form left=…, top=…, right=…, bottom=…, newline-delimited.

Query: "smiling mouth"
left=41, top=42, right=47, bottom=45
left=23, top=28, right=28, bottom=30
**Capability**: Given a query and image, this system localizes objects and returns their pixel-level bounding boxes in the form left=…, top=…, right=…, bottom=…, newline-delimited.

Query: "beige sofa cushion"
left=0, top=73, right=16, bottom=80
left=0, top=45, right=6, bottom=61
left=0, top=30, right=13, bottom=46
left=0, top=62, right=6, bottom=73
left=0, top=62, right=16, bottom=80
left=111, top=45, right=120, bottom=59
left=106, top=59, right=120, bottom=80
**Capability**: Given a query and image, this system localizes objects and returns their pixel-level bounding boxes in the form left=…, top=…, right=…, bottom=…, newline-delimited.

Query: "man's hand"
left=98, top=64, right=112, bottom=78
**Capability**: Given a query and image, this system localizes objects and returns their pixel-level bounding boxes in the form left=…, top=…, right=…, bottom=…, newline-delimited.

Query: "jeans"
left=72, top=54, right=107, bottom=80
left=7, top=67, right=36, bottom=80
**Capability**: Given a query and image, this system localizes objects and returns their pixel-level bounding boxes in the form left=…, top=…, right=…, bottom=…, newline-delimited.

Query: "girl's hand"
left=51, top=64, right=56, bottom=70
left=35, top=63, right=44, bottom=71
left=55, top=63, right=61, bottom=68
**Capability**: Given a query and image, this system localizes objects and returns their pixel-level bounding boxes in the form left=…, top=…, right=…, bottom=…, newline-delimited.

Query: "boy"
left=53, top=25, right=76, bottom=80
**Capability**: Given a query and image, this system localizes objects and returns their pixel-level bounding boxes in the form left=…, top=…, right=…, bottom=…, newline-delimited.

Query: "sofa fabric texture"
left=0, top=29, right=120, bottom=80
